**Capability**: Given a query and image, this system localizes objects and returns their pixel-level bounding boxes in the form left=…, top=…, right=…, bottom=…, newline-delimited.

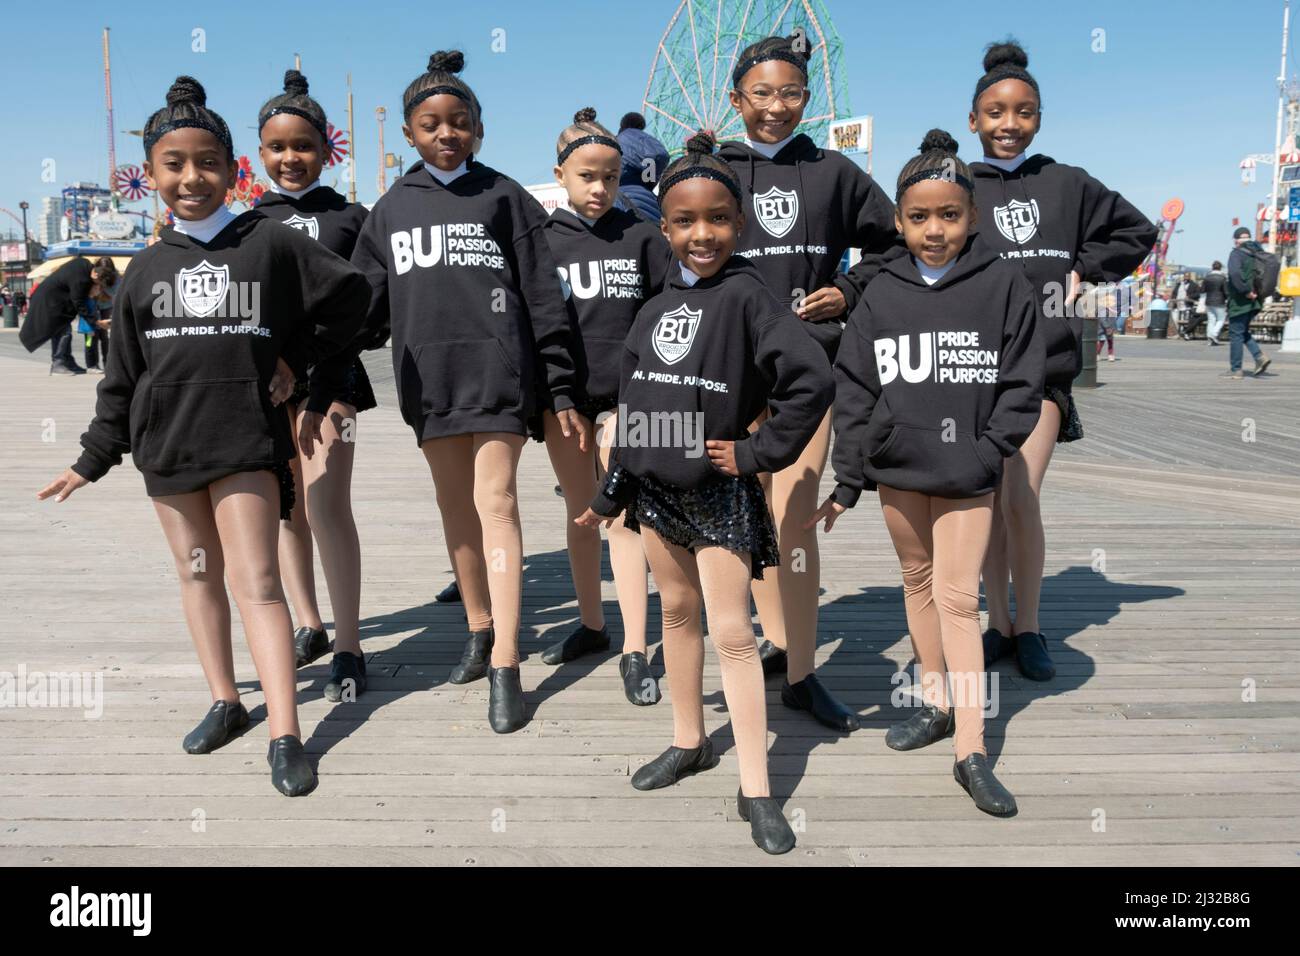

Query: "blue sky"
left=0, top=0, right=1283, bottom=267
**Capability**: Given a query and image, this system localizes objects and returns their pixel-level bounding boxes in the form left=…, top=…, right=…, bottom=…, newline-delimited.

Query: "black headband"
left=732, top=48, right=808, bottom=87
left=557, top=134, right=622, bottom=166
left=895, top=166, right=974, bottom=203
left=404, top=84, right=472, bottom=120
left=973, top=68, right=1041, bottom=109
left=659, top=166, right=742, bottom=203
left=259, top=106, right=329, bottom=144
left=144, top=118, right=232, bottom=156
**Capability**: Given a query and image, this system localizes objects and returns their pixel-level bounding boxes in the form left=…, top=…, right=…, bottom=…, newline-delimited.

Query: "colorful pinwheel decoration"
left=324, top=122, right=349, bottom=168
left=233, top=155, right=256, bottom=202
left=114, top=164, right=152, bottom=201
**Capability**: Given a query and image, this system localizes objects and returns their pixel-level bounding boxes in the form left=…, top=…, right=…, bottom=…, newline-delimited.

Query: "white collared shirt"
left=745, top=133, right=795, bottom=159
left=981, top=152, right=1027, bottom=172
left=679, top=263, right=703, bottom=287
left=423, top=160, right=468, bottom=185
left=268, top=178, right=322, bottom=199
left=914, top=257, right=956, bottom=286
left=172, top=205, right=237, bottom=244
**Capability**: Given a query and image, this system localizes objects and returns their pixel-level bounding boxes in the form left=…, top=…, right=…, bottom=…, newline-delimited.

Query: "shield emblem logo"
left=176, top=260, right=230, bottom=318
left=652, top=304, right=702, bottom=366
left=753, top=186, right=799, bottom=239
left=283, top=214, right=319, bottom=240
left=993, top=199, right=1040, bottom=244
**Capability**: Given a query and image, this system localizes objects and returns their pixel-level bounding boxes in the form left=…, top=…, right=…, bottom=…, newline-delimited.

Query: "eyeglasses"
left=739, top=85, right=808, bottom=109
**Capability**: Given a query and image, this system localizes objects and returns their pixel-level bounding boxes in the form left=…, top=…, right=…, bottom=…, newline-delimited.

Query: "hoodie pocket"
left=867, top=424, right=997, bottom=498
left=138, top=377, right=273, bottom=473
left=411, top=339, right=521, bottom=414
left=580, top=336, right=627, bottom=400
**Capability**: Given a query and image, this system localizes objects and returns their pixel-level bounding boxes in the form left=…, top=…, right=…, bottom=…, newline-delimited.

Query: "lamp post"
left=18, top=201, right=29, bottom=294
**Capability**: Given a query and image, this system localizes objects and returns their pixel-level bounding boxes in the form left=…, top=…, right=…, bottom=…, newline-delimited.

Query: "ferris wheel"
left=642, top=0, right=850, bottom=154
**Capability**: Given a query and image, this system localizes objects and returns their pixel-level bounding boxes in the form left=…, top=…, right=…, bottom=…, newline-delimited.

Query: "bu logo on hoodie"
left=283, top=214, right=320, bottom=240
left=753, top=186, right=799, bottom=239
left=176, top=261, right=230, bottom=318
left=390, top=224, right=506, bottom=275
left=653, top=304, right=702, bottom=365
left=993, top=199, right=1040, bottom=244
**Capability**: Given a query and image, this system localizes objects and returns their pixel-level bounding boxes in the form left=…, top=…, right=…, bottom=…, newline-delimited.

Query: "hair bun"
left=983, top=40, right=1029, bottom=73
left=685, top=129, right=717, bottom=156
left=919, top=129, right=958, bottom=155
left=283, top=69, right=309, bottom=97
left=428, top=50, right=465, bottom=74
left=574, top=106, right=597, bottom=124
left=785, top=31, right=812, bottom=63
left=166, top=75, right=206, bottom=108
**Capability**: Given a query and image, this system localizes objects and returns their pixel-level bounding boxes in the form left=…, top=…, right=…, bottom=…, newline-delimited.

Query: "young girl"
left=968, top=41, right=1156, bottom=680
left=349, top=51, right=584, bottom=733
left=257, top=70, right=374, bottom=702
left=37, top=76, right=371, bottom=796
left=809, top=130, right=1043, bottom=815
left=578, top=131, right=833, bottom=853
left=718, top=33, right=900, bottom=732
left=537, top=107, right=672, bottom=705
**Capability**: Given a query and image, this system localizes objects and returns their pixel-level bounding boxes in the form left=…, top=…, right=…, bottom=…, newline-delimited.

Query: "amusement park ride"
left=641, top=0, right=850, bottom=153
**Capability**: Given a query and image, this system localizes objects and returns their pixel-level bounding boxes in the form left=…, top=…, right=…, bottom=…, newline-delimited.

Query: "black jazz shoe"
left=736, top=789, right=796, bottom=854
left=954, top=753, right=1017, bottom=816
left=781, top=673, right=861, bottom=732
left=757, top=639, right=788, bottom=678
left=619, top=651, right=660, bottom=705
left=885, top=703, right=954, bottom=751
left=324, top=651, right=367, bottom=703
left=449, top=628, right=493, bottom=684
left=982, top=627, right=1014, bottom=668
left=182, top=700, right=249, bottom=754
left=268, top=736, right=317, bottom=796
left=293, top=626, right=330, bottom=667
left=1014, top=631, right=1056, bottom=682
left=435, top=580, right=461, bottom=604
left=487, top=665, right=526, bottom=733
left=631, top=740, right=717, bottom=791
left=541, top=623, right=610, bottom=665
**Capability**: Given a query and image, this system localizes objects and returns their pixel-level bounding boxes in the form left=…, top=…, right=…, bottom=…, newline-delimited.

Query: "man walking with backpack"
left=1225, top=226, right=1275, bottom=379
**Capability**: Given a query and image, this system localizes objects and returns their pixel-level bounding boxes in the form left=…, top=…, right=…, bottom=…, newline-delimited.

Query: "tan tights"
left=543, top=409, right=649, bottom=652
left=641, top=529, right=770, bottom=798
left=750, top=410, right=832, bottom=683
left=421, top=433, right=526, bottom=668
left=982, top=400, right=1060, bottom=637
left=277, top=401, right=363, bottom=654
left=153, top=470, right=301, bottom=740
left=878, top=485, right=993, bottom=760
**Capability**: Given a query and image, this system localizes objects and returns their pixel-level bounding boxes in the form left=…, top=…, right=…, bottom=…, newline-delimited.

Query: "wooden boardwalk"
left=1, top=331, right=1297, bottom=867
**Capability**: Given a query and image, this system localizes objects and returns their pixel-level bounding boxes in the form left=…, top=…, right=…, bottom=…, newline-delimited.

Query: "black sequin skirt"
left=1045, top=384, right=1083, bottom=443
left=621, top=469, right=779, bottom=580
left=528, top=394, right=618, bottom=443
left=288, top=358, right=377, bottom=413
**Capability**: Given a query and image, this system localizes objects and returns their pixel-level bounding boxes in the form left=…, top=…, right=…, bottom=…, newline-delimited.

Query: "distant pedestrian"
left=616, top=112, right=669, bottom=223
left=1224, top=226, right=1274, bottom=379
left=1201, top=260, right=1227, bottom=346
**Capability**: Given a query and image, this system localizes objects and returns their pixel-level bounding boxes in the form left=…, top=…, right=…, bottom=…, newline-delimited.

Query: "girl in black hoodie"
left=577, top=132, right=834, bottom=854
left=256, top=70, right=374, bottom=702
left=536, top=108, right=673, bottom=704
left=36, top=77, right=371, bottom=796
left=349, top=52, right=583, bottom=734
left=810, top=131, right=1044, bottom=816
left=967, top=41, right=1157, bottom=682
left=717, top=33, right=900, bottom=733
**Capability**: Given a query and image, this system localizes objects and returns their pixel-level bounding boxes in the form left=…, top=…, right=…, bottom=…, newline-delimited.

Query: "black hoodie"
left=717, top=134, right=900, bottom=360
left=542, top=206, right=673, bottom=404
left=349, top=160, right=577, bottom=443
left=970, top=155, right=1157, bottom=387
left=830, top=238, right=1044, bottom=504
left=590, top=255, right=834, bottom=516
left=256, top=185, right=371, bottom=413
left=71, top=211, right=371, bottom=486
